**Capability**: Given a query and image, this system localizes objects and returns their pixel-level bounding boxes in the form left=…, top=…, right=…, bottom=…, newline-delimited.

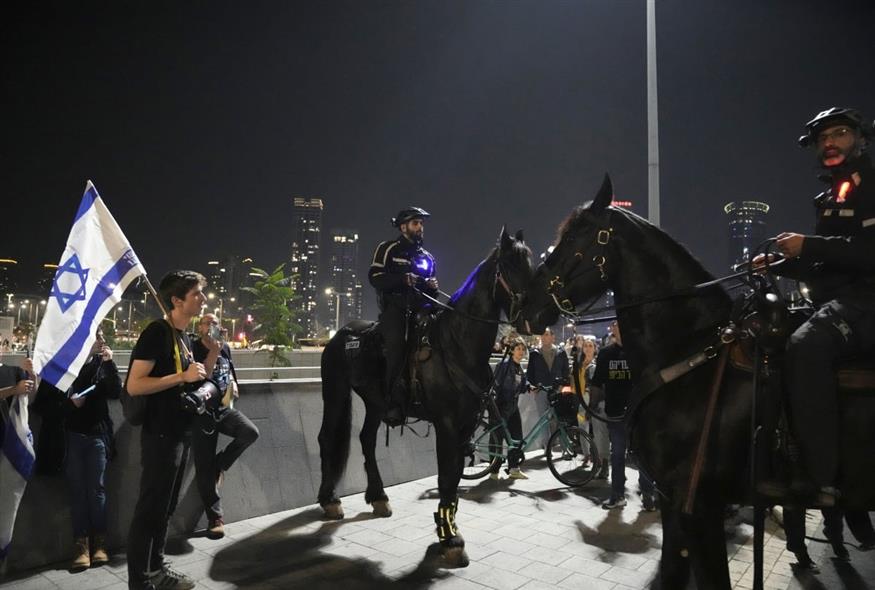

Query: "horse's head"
left=494, top=226, right=535, bottom=331
left=519, top=174, right=616, bottom=334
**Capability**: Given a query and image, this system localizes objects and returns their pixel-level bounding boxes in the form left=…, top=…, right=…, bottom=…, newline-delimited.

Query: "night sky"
left=3, top=1, right=874, bottom=320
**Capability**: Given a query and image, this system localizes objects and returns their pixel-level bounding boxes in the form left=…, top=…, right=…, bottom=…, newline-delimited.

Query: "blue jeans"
left=607, top=420, right=654, bottom=500
left=65, top=431, right=108, bottom=537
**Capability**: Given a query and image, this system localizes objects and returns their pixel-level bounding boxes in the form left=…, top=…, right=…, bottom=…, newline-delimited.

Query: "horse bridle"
left=493, top=257, right=526, bottom=324
left=541, top=211, right=614, bottom=319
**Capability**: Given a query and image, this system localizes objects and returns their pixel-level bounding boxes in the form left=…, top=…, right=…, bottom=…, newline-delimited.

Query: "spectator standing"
left=525, top=328, right=569, bottom=448
left=62, top=327, right=121, bottom=570
left=125, top=271, right=207, bottom=590
left=590, top=321, right=656, bottom=510
left=190, top=313, right=259, bottom=539
left=489, top=338, right=530, bottom=480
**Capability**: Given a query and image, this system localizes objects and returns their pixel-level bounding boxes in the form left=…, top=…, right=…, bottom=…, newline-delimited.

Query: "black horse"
left=518, top=175, right=875, bottom=589
left=317, top=228, right=532, bottom=566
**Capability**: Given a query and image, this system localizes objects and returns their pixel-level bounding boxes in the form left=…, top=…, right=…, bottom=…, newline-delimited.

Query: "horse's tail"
left=317, top=332, right=353, bottom=506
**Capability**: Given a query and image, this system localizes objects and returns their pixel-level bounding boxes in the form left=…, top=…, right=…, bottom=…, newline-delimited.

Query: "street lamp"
left=324, top=287, right=349, bottom=335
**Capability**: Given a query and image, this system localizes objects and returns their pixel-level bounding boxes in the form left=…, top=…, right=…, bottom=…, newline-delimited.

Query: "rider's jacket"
left=780, top=155, right=875, bottom=305
left=368, top=234, right=437, bottom=312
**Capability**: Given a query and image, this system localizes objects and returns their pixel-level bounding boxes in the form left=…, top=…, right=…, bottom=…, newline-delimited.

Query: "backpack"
left=120, top=319, right=178, bottom=425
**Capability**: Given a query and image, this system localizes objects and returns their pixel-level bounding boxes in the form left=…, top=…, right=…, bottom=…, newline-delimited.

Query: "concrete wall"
left=7, top=379, right=445, bottom=572
left=5, top=350, right=549, bottom=573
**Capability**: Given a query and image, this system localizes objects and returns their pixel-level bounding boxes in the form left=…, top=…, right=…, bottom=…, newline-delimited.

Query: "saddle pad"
left=729, top=341, right=875, bottom=391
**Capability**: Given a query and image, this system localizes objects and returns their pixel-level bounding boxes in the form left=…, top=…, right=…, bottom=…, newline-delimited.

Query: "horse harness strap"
left=683, top=345, right=730, bottom=515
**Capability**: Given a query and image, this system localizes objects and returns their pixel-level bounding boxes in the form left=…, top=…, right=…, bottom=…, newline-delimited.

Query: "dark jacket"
left=493, top=359, right=528, bottom=416
left=526, top=345, right=570, bottom=389
left=777, top=155, right=875, bottom=305
left=368, top=234, right=437, bottom=311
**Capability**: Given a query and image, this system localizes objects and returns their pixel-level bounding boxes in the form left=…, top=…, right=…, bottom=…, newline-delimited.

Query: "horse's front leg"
left=361, top=403, right=392, bottom=517
left=433, top=425, right=469, bottom=567
left=653, top=506, right=691, bottom=589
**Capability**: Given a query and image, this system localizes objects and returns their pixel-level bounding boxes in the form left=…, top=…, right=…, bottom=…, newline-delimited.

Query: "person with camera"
left=125, top=270, right=207, bottom=590
left=190, top=313, right=259, bottom=540
left=368, top=206, right=438, bottom=426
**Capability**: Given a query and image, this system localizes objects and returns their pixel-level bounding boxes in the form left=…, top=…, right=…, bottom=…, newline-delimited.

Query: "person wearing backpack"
left=125, top=271, right=207, bottom=590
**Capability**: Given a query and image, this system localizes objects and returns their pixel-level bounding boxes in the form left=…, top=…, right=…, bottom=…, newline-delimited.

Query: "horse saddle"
left=728, top=340, right=875, bottom=391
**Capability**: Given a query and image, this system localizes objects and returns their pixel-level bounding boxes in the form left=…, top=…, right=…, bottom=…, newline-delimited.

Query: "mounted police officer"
left=368, top=207, right=438, bottom=425
left=765, top=107, right=875, bottom=502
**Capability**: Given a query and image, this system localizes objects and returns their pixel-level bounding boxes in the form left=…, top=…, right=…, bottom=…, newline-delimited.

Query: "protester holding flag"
left=25, top=181, right=145, bottom=577
left=60, top=326, right=121, bottom=571
left=125, top=270, right=206, bottom=590
left=0, top=358, right=36, bottom=574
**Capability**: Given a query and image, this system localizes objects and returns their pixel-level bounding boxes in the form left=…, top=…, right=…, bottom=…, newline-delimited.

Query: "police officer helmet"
left=798, top=107, right=873, bottom=147
left=391, top=206, right=431, bottom=228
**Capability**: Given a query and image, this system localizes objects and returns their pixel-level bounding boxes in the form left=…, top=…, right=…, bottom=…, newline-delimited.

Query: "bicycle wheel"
left=461, top=419, right=501, bottom=479
left=546, top=425, right=598, bottom=487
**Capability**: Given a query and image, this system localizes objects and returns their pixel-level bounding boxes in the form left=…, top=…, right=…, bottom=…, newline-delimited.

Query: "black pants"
left=379, top=304, right=409, bottom=396
left=127, top=430, right=190, bottom=588
left=192, top=408, right=260, bottom=521
left=489, top=404, right=523, bottom=470
left=785, top=506, right=875, bottom=553
left=785, top=298, right=875, bottom=486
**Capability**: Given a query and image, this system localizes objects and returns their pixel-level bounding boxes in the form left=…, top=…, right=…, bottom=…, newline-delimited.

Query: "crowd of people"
left=2, top=270, right=260, bottom=590
left=489, top=322, right=657, bottom=511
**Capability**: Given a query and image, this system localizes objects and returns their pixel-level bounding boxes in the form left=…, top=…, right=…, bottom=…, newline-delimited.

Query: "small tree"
left=241, top=264, right=302, bottom=366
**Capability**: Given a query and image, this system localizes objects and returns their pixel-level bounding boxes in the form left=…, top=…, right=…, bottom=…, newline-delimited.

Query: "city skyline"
left=3, top=2, right=875, bottom=324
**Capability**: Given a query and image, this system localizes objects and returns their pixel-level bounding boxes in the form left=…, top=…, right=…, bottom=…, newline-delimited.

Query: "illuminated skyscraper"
left=0, top=259, right=19, bottom=301
left=325, top=229, right=363, bottom=332
left=724, top=201, right=769, bottom=270
left=289, top=197, right=323, bottom=338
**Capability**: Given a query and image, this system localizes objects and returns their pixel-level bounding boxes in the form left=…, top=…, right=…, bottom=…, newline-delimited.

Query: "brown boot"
left=70, top=537, right=90, bottom=571
left=91, top=534, right=109, bottom=566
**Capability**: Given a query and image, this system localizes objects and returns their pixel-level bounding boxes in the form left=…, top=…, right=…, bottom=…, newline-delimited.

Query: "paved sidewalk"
left=2, top=454, right=873, bottom=589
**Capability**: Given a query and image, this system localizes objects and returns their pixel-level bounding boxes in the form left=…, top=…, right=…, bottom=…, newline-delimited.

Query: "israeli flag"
left=0, top=395, right=35, bottom=559
left=33, top=181, right=146, bottom=391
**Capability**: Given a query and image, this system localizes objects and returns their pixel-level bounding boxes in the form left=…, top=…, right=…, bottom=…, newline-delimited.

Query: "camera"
left=180, top=379, right=220, bottom=415
left=208, top=324, right=221, bottom=341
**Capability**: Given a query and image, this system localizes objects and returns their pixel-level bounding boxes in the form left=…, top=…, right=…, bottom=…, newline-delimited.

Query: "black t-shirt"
left=0, top=364, right=27, bottom=412
left=590, top=343, right=634, bottom=418
left=64, top=356, right=122, bottom=436
left=191, top=339, right=233, bottom=393
left=130, top=319, right=193, bottom=437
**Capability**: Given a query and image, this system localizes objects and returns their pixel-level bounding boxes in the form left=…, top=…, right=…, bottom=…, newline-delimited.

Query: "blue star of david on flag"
left=50, top=253, right=90, bottom=313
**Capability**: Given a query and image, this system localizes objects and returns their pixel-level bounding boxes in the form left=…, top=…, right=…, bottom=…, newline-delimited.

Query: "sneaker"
left=642, top=494, right=657, bottom=512
left=488, top=471, right=501, bottom=481
left=149, top=564, right=196, bottom=590
left=602, top=497, right=627, bottom=510
left=207, top=518, right=225, bottom=539
left=508, top=468, right=528, bottom=480
left=70, top=537, right=90, bottom=571
left=90, top=534, right=109, bottom=566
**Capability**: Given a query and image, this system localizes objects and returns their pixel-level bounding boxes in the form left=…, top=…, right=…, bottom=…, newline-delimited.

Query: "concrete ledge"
left=8, top=380, right=443, bottom=572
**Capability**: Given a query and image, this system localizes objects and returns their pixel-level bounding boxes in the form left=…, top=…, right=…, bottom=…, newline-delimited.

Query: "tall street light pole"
left=647, top=0, right=661, bottom=227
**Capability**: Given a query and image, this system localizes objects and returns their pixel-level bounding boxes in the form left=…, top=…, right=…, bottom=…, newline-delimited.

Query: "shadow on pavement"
left=574, top=507, right=661, bottom=557
left=208, top=507, right=451, bottom=589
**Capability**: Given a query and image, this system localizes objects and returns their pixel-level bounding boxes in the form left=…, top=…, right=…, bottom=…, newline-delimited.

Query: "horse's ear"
left=588, top=173, right=614, bottom=212
left=514, top=229, right=525, bottom=242
left=498, top=225, right=512, bottom=250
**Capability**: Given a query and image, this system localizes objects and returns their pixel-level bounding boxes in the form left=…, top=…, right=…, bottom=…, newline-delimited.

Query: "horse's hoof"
left=371, top=500, right=393, bottom=518
left=441, top=546, right=469, bottom=568
left=322, top=502, right=344, bottom=520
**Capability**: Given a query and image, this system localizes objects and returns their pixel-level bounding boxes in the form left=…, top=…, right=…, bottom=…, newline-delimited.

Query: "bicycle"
left=461, top=384, right=600, bottom=487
